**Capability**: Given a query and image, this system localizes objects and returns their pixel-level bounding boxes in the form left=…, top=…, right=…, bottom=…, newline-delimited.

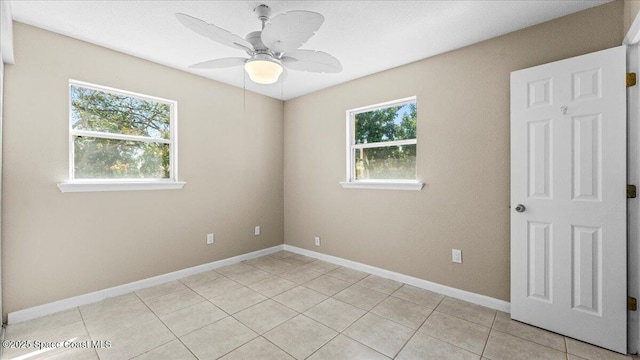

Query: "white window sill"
left=339, top=181, right=424, bottom=191
left=57, top=181, right=186, bottom=193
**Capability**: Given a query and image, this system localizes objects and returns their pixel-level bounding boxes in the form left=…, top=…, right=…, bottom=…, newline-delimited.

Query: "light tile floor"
left=2, top=250, right=637, bottom=360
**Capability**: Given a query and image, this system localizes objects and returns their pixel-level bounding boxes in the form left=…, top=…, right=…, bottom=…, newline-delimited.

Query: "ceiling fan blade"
left=261, top=11, right=324, bottom=53
left=176, top=13, right=253, bottom=52
left=188, top=57, right=247, bottom=69
left=281, top=50, right=342, bottom=73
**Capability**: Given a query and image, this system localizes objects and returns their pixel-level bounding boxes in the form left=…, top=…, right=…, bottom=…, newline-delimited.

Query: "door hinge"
left=628, top=73, right=637, bottom=87
left=630, top=297, right=638, bottom=311
left=628, top=185, right=637, bottom=199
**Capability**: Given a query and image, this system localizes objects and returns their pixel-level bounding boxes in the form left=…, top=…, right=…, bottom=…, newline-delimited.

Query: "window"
left=58, top=80, right=185, bottom=192
left=341, top=97, right=423, bottom=190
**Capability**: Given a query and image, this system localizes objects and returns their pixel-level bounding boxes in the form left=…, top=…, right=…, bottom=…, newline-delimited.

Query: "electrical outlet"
left=314, top=236, right=321, bottom=246
left=254, top=226, right=260, bottom=236
left=207, top=233, right=214, bottom=245
left=452, top=249, right=462, bottom=263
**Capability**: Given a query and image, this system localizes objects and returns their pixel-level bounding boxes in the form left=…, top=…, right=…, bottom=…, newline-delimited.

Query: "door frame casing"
left=626, top=43, right=639, bottom=355
left=625, top=13, right=640, bottom=354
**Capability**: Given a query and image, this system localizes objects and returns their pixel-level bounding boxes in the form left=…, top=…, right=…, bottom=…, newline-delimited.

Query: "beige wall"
left=283, top=1, right=624, bottom=302
left=625, top=0, right=640, bottom=35
left=2, top=23, right=284, bottom=318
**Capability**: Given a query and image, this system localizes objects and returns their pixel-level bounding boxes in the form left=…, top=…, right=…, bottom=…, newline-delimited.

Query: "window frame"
left=58, top=80, right=185, bottom=192
left=340, top=96, right=424, bottom=191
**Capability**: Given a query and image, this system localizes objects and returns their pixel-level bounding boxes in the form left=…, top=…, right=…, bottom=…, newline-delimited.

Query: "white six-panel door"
left=511, top=46, right=626, bottom=353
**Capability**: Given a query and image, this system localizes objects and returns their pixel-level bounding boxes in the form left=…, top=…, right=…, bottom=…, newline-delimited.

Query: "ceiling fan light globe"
left=244, top=57, right=283, bottom=84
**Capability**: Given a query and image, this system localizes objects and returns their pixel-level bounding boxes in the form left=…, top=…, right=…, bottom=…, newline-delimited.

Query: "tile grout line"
left=479, top=311, right=498, bottom=358
left=368, top=295, right=431, bottom=334
left=481, top=310, right=498, bottom=360
left=409, top=303, right=490, bottom=358
left=77, top=306, right=101, bottom=360
left=489, top=327, right=574, bottom=356
left=427, top=295, right=496, bottom=357
left=260, top=333, right=300, bottom=359
left=328, top=289, right=402, bottom=358
left=304, top=295, right=391, bottom=360
left=149, top=291, right=229, bottom=356
left=154, top=314, right=204, bottom=360
left=81, top=296, right=161, bottom=358
left=297, top=313, right=341, bottom=359
left=390, top=327, right=419, bottom=359
left=387, top=294, right=494, bottom=358
left=433, top=296, right=495, bottom=329
left=209, top=331, right=261, bottom=360
left=249, top=296, right=303, bottom=360
left=133, top=292, right=193, bottom=360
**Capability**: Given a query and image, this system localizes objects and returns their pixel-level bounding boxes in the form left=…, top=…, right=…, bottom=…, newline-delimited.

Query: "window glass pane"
left=71, top=85, right=170, bottom=139
left=354, top=102, right=416, bottom=144
left=74, top=137, right=169, bottom=179
left=354, top=144, right=416, bottom=180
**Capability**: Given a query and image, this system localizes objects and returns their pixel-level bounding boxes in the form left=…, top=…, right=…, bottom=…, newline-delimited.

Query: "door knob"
left=515, top=204, right=526, bottom=213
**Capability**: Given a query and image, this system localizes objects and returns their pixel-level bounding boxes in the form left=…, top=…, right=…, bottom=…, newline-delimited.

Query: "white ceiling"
left=9, top=0, right=611, bottom=100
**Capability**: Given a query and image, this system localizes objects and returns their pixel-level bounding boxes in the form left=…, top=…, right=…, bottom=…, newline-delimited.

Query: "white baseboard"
left=7, top=245, right=284, bottom=324
left=9, top=243, right=510, bottom=324
left=283, top=244, right=511, bottom=313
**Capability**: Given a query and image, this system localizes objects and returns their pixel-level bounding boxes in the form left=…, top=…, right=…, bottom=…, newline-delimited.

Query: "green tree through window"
left=70, top=83, right=175, bottom=180
left=352, top=101, right=417, bottom=180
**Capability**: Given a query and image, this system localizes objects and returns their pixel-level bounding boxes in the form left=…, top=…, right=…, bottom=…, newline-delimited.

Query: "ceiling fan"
left=176, top=4, right=342, bottom=85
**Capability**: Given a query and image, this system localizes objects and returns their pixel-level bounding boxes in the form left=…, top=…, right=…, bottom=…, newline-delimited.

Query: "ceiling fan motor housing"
left=254, top=4, right=271, bottom=22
